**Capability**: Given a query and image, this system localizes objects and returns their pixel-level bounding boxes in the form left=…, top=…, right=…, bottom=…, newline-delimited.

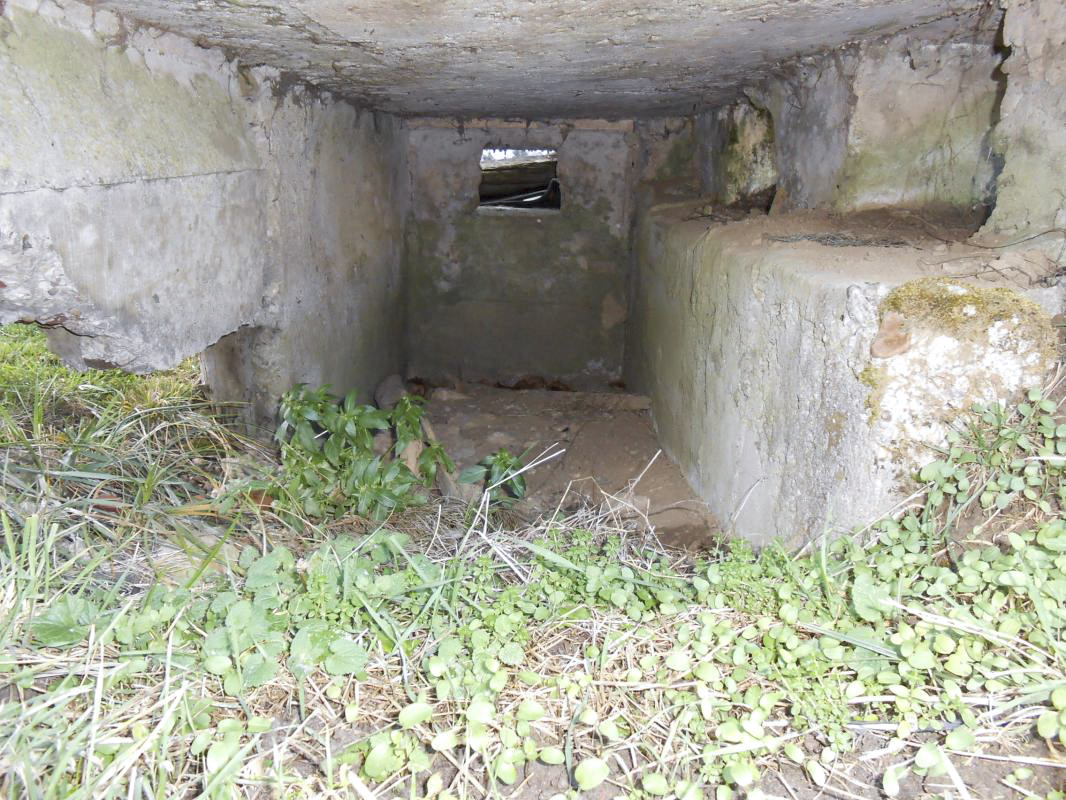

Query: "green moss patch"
left=881, top=278, right=1054, bottom=349
left=859, top=364, right=887, bottom=425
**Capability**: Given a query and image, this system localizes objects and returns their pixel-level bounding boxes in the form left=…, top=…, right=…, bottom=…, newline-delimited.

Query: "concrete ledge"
left=627, top=202, right=1060, bottom=545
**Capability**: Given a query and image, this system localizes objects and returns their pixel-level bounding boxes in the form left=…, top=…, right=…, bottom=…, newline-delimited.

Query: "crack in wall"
left=0, top=167, right=266, bottom=197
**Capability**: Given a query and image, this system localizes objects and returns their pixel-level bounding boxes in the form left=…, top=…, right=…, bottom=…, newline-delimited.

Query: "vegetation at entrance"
left=1, top=323, right=1065, bottom=799
left=459, top=448, right=529, bottom=508
left=270, top=383, right=453, bottom=522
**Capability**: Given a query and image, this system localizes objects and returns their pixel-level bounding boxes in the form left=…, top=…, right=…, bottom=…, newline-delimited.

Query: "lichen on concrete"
left=626, top=197, right=1059, bottom=544
left=870, top=277, right=1056, bottom=481
left=0, top=4, right=258, bottom=192
left=835, top=39, right=1001, bottom=212
left=859, top=364, right=888, bottom=425
left=697, top=101, right=777, bottom=206
left=881, top=277, right=1055, bottom=349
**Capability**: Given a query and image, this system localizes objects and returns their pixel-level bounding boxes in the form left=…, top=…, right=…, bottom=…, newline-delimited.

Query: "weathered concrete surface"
left=627, top=18, right=1064, bottom=544
left=2, top=0, right=1061, bottom=550
left=705, top=31, right=1003, bottom=215
left=869, top=277, right=1058, bottom=471
left=835, top=38, right=1000, bottom=213
left=1, top=1, right=407, bottom=414
left=635, top=118, right=700, bottom=194
left=88, top=0, right=987, bottom=119
left=202, top=96, right=409, bottom=421
left=696, top=103, right=777, bottom=206
left=0, top=2, right=266, bottom=370
left=626, top=203, right=1057, bottom=544
left=404, top=119, right=634, bottom=388
left=978, top=0, right=1066, bottom=244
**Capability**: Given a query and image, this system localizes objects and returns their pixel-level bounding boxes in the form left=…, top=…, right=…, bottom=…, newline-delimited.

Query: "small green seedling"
left=459, top=448, right=528, bottom=507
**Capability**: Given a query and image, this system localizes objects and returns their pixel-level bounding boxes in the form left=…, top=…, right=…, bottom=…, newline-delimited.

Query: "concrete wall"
left=404, top=119, right=635, bottom=388
left=627, top=203, right=1056, bottom=544
left=978, top=0, right=1066, bottom=245
left=0, top=0, right=407, bottom=419
left=698, top=32, right=1003, bottom=216
left=626, top=23, right=1062, bottom=543
left=201, top=93, right=408, bottom=421
left=0, top=1, right=265, bottom=370
left=634, top=118, right=700, bottom=196
left=627, top=206, right=881, bottom=542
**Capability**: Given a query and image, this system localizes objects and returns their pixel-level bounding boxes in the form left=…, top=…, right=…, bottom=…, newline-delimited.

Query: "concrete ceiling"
left=95, top=0, right=988, bottom=119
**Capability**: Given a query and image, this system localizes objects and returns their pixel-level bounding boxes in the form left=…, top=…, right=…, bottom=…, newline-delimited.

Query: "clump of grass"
left=2, top=323, right=1066, bottom=800
left=0, top=324, right=201, bottom=424
left=0, top=325, right=265, bottom=798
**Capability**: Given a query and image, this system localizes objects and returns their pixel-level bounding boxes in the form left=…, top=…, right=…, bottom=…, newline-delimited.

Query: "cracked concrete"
left=83, top=0, right=990, bottom=119
left=3, top=0, right=1066, bottom=544
left=1, top=0, right=407, bottom=398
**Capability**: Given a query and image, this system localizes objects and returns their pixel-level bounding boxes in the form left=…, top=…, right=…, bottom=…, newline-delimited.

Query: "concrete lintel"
left=405, top=117, right=636, bottom=133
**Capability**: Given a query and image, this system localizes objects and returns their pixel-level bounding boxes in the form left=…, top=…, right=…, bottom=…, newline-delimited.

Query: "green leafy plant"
left=459, top=448, right=528, bottom=507
left=922, top=388, right=1066, bottom=525
left=391, top=395, right=427, bottom=454
left=6, top=324, right=1066, bottom=800
left=272, top=384, right=453, bottom=521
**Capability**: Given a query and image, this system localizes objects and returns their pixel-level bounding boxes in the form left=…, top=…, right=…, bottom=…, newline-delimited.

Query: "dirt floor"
left=421, top=383, right=721, bottom=549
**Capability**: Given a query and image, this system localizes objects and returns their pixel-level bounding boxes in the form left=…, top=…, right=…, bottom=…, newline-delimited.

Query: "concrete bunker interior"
left=2, top=0, right=1065, bottom=547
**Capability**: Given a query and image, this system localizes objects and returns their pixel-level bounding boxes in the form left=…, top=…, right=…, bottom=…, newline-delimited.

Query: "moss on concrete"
left=655, top=132, right=698, bottom=182
left=718, top=104, right=776, bottom=205
left=881, top=278, right=1054, bottom=347
left=0, top=7, right=257, bottom=188
left=859, top=364, right=887, bottom=425
left=405, top=189, right=628, bottom=383
left=836, top=81, right=998, bottom=211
